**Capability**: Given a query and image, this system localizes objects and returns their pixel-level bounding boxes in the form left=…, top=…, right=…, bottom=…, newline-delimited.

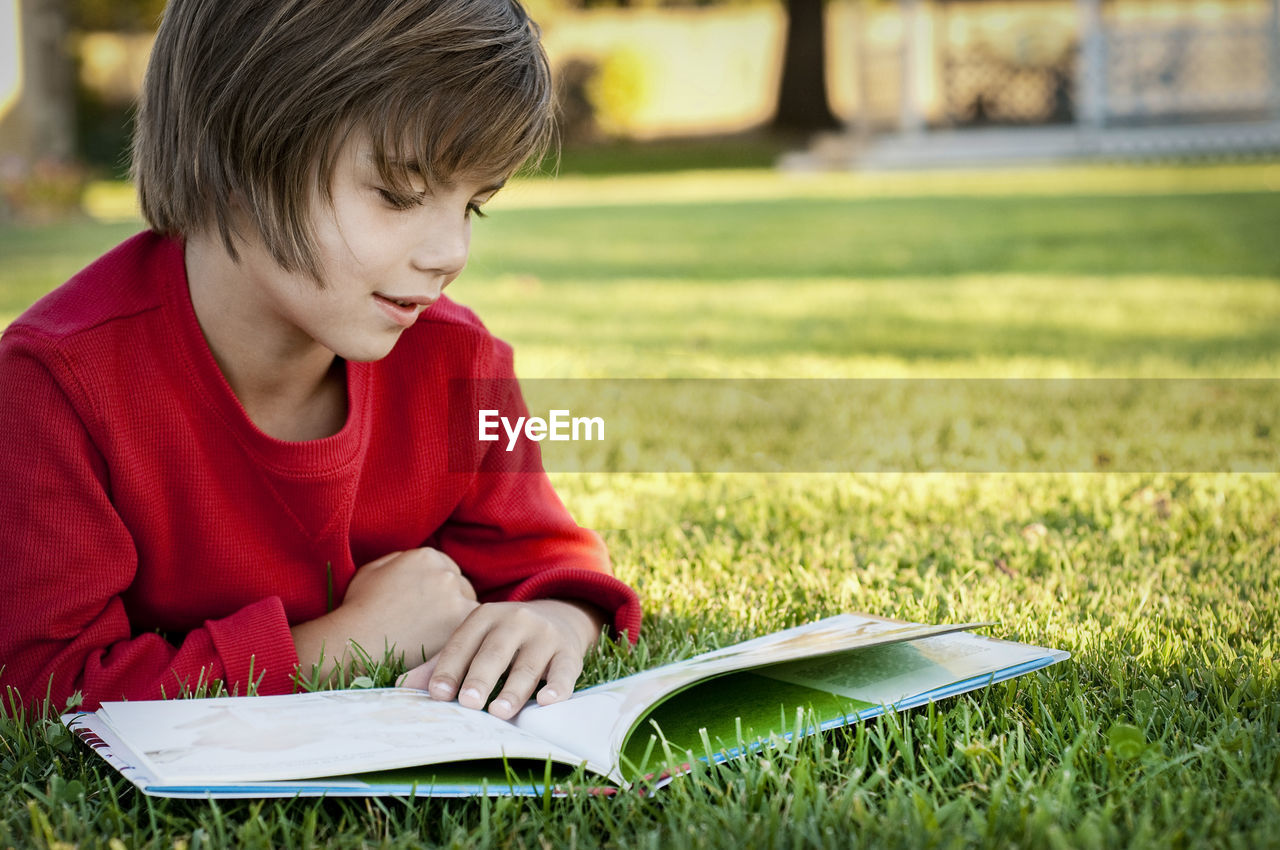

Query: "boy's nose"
left=410, top=222, right=469, bottom=280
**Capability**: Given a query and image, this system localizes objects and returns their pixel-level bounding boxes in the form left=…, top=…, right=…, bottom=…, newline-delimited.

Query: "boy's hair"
left=132, top=0, right=554, bottom=281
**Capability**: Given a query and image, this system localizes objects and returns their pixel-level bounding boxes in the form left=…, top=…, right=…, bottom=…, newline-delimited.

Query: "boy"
left=0, top=0, right=641, bottom=719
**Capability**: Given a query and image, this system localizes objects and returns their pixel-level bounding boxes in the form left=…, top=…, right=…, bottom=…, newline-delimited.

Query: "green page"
left=619, top=632, right=1064, bottom=782
left=621, top=673, right=873, bottom=776
left=310, top=759, right=586, bottom=795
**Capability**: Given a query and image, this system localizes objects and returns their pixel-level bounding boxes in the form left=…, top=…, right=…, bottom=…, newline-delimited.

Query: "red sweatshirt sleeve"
left=0, top=333, right=299, bottom=714
left=435, top=468, right=643, bottom=642
left=432, top=343, right=642, bottom=643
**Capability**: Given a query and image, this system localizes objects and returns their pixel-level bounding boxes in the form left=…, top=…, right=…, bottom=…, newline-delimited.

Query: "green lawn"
left=2, top=163, right=1278, bottom=848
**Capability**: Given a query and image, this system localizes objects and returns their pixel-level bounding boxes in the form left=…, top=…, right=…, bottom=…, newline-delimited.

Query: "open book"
left=64, top=613, right=1069, bottom=798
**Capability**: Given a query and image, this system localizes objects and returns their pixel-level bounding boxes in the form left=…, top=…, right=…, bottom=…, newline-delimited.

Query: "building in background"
left=792, top=0, right=1280, bottom=168
left=2, top=0, right=1278, bottom=184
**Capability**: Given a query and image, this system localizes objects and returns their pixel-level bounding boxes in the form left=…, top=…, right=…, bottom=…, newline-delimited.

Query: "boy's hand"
left=291, top=547, right=479, bottom=682
left=399, top=599, right=605, bottom=720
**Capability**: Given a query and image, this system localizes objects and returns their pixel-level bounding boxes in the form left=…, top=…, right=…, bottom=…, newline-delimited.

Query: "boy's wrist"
left=523, top=598, right=606, bottom=650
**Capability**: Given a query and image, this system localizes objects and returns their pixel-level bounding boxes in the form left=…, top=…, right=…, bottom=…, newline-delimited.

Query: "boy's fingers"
left=455, top=627, right=527, bottom=710
left=536, top=651, right=584, bottom=706
left=457, top=575, right=478, bottom=601
left=488, top=646, right=555, bottom=719
left=426, top=610, right=494, bottom=701
left=425, top=602, right=594, bottom=715
left=363, top=550, right=403, bottom=570
left=397, top=656, right=438, bottom=691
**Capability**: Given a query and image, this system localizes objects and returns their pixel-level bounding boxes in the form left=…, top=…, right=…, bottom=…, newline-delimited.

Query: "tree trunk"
left=3, top=0, right=76, bottom=162
left=773, top=0, right=841, bottom=131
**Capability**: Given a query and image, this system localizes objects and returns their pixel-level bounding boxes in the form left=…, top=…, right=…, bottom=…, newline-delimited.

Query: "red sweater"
left=0, top=232, right=641, bottom=713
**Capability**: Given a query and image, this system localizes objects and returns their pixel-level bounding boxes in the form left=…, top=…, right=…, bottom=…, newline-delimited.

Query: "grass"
left=542, top=133, right=800, bottom=177
left=1, top=162, right=1278, bottom=848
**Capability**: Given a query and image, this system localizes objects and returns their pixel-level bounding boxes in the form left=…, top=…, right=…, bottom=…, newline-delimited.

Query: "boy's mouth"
left=374, top=292, right=435, bottom=309
left=373, top=292, right=432, bottom=327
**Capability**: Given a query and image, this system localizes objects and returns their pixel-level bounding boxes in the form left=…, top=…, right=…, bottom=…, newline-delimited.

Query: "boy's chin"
left=334, top=335, right=403, bottom=363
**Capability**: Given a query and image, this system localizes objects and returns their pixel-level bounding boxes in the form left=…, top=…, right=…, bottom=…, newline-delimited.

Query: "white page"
left=98, top=688, right=589, bottom=784
left=510, top=690, right=627, bottom=777
left=756, top=631, right=1062, bottom=705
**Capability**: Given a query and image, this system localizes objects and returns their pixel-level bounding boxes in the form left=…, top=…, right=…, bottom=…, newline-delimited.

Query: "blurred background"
left=3, top=0, right=1280, bottom=217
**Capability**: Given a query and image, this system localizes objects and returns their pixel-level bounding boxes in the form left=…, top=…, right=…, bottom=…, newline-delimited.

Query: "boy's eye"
left=466, top=202, right=487, bottom=220
left=376, top=188, right=419, bottom=210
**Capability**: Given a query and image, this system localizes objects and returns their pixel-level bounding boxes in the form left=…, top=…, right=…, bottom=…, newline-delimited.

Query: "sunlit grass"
left=498, top=160, right=1280, bottom=208
left=468, top=192, right=1280, bottom=283
left=4, top=471, right=1276, bottom=848
left=460, top=273, right=1280, bottom=378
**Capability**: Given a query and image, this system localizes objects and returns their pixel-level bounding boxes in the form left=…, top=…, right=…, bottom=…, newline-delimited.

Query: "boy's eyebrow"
left=364, top=154, right=506, bottom=193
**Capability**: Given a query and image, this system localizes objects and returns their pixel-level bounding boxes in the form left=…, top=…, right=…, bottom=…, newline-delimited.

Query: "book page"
left=613, top=632, right=1068, bottom=777
left=513, top=613, right=983, bottom=781
left=65, top=710, right=589, bottom=798
left=756, top=631, right=1065, bottom=704
left=97, top=688, right=591, bottom=785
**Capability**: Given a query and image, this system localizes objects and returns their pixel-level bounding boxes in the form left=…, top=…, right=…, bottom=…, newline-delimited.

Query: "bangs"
left=333, top=9, right=554, bottom=202
left=378, top=62, right=552, bottom=191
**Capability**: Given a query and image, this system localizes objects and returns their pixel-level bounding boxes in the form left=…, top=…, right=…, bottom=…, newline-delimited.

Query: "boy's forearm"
left=289, top=610, right=357, bottom=685
left=289, top=608, right=407, bottom=685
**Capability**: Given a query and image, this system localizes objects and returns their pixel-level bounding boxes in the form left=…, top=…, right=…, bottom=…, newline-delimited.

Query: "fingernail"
left=459, top=686, right=482, bottom=706
left=430, top=680, right=455, bottom=699
left=490, top=698, right=512, bottom=715
left=540, top=687, right=559, bottom=702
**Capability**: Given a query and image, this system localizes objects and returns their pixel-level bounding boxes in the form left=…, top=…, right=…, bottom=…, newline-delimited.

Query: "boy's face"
left=236, top=134, right=502, bottom=363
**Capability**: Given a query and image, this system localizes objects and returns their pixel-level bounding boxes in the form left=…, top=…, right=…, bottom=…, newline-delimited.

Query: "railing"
left=1103, top=22, right=1279, bottom=122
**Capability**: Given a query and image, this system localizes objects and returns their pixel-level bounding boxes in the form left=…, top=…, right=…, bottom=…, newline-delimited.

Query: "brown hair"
left=132, top=0, right=554, bottom=281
